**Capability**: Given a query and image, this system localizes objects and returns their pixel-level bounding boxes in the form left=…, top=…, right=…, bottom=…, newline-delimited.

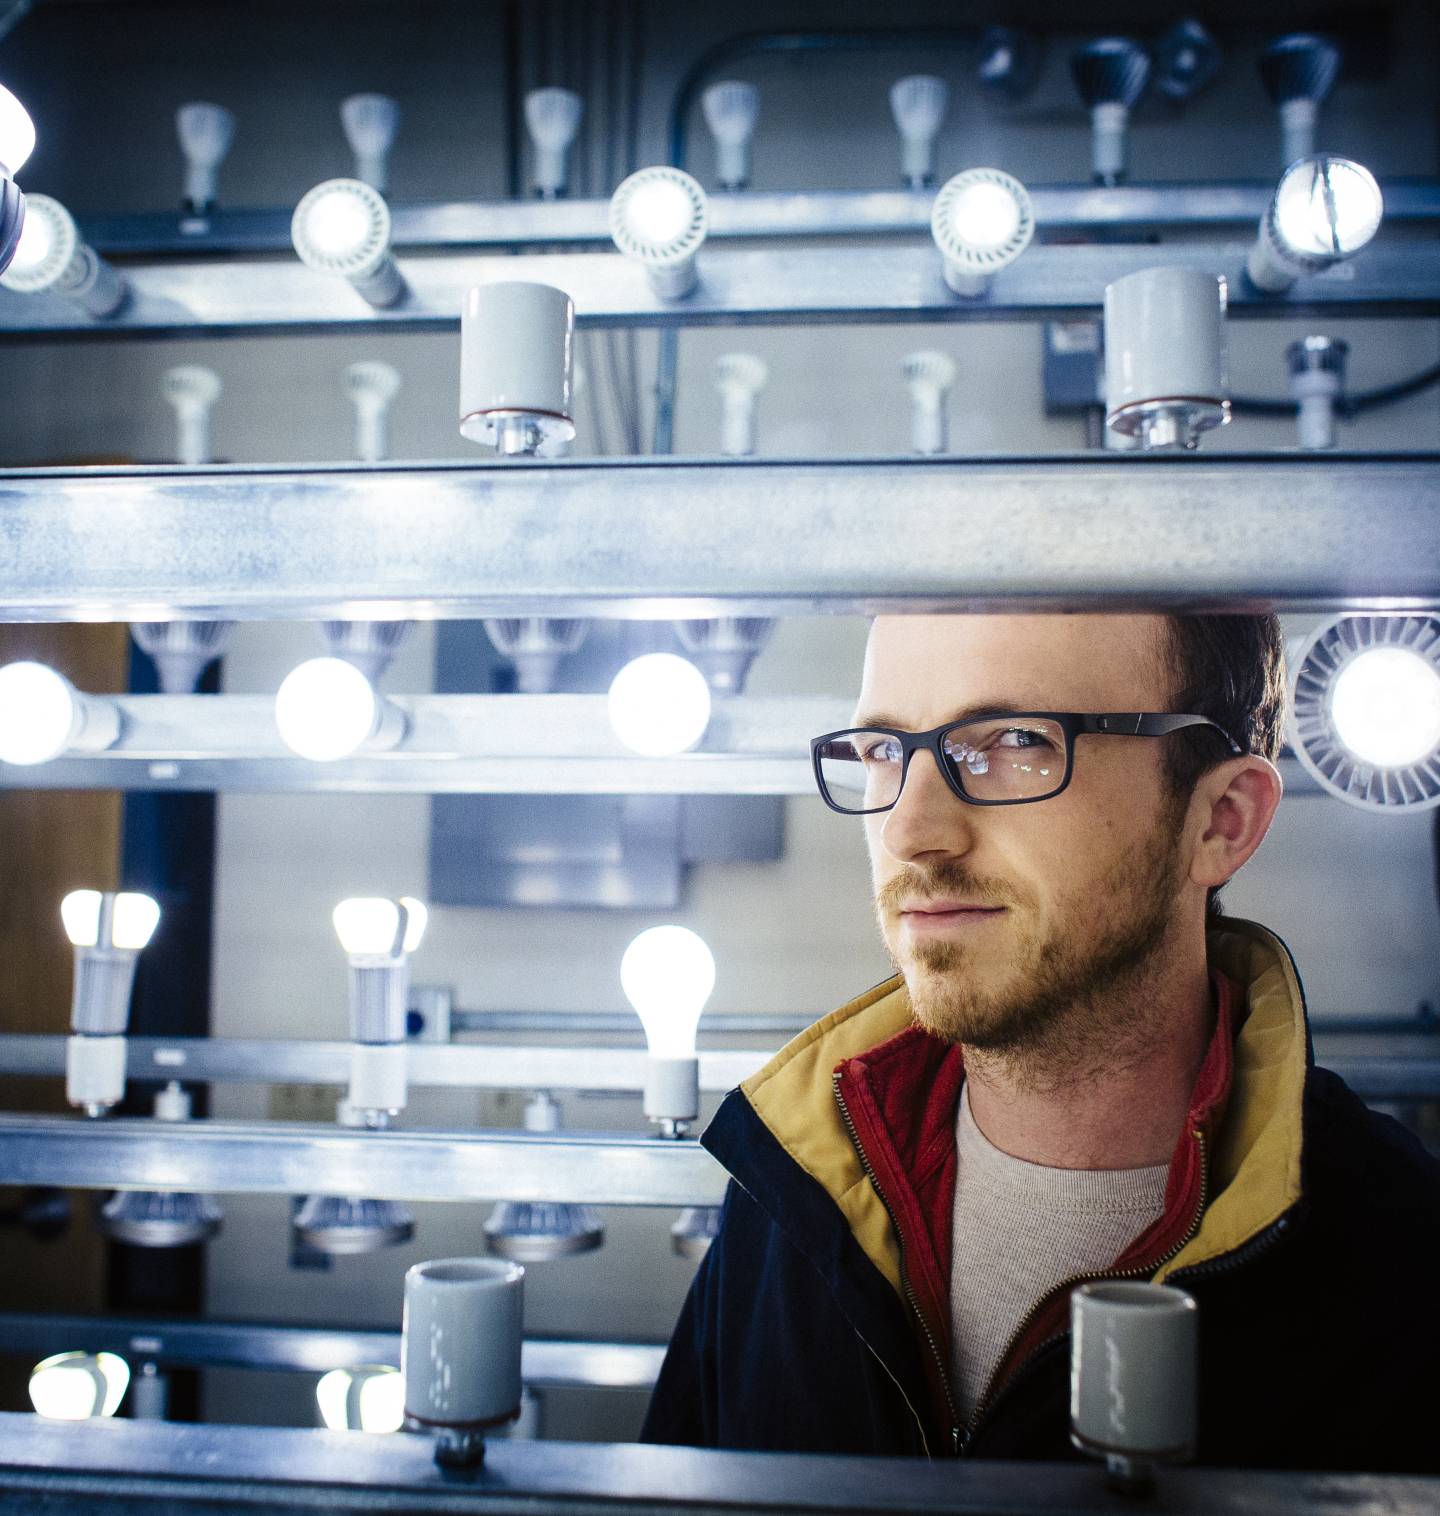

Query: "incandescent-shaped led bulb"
left=176, top=102, right=235, bottom=214
left=608, top=653, right=711, bottom=757
left=29, top=1352, right=130, bottom=1420
left=0, top=81, right=35, bottom=176
left=334, top=895, right=428, bottom=958
left=317, top=1365, right=405, bottom=1434
left=889, top=75, right=948, bottom=189
left=335, top=894, right=426, bottom=1121
left=163, top=365, right=222, bottom=466
left=274, top=656, right=405, bottom=762
left=1331, top=648, right=1440, bottom=770
left=62, top=889, right=160, bottom=952
left=623, top=924, right=715, bottom=1133
left=524, top=87, right=583, bottom=198
left=701, top=80, right=759, bottom=191
left=341, top=94, right=400, bottom=194
left=714, top=352, right=767, bottom=457
left=0, top=660, right=120, bottom=766
left=345, top=360, right=401, bottom=463
left=902, top=351, right=956, bottom=455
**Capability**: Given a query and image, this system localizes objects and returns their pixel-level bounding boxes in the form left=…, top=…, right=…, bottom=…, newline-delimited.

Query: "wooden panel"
left=0, top=623, right=128, bottom=1409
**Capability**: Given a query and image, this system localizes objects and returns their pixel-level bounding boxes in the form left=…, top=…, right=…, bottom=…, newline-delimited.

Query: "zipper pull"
left=952, top=1424, right=965, bottom=1456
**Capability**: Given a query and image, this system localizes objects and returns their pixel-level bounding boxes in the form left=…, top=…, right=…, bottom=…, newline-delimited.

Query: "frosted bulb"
left=317, top=1366, right=405, bottom=1433
left=621, top=925, right=716, bottom=1058
left=61, top=890, right=159, bottom=950
left=29, top=1352, right=129, bottom=1420
left=112, top=893, right=161, bottom=951
left=608, top=653, right=711, bottom=756
left=0, top=660, right=79, bottom=765
left=1331, top=648, right=1440, bottom=768
left=0, top=82, right=34, bottom=175
left=61, top=890, right=102, bottom=949
left=398, top=896, right=428, bottom=952
left=1273, top=157, right=1382, bottom=258
left=341, top=94, right=400, bottom=193
left=334, top=897, right=403, bottom=956
left=275, top=657, right=380, bottom=762
left=176, top=103, right=235, bottom=211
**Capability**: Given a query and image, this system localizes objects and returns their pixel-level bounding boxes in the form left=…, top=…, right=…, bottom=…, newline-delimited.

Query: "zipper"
left=957, top=1127, right=1211, bottom=1457
left=833, top=1071, right=961, bottom=1455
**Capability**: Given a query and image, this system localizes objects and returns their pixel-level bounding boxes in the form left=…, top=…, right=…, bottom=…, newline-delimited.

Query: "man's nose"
left=876, top=746, right=977, bottom=864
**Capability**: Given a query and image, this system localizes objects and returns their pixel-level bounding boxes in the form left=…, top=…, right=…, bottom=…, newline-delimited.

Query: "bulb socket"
left=644, top=1055, right=700, bottom=1126
left=460, top=281, right=576, bottom=452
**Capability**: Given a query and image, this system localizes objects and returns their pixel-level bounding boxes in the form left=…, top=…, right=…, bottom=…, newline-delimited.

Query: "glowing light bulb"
left=0, top=193, right=128, bottom=316
left=609, top=167, right=708, bottom=299
left=61, top=889, right=160, bottom=954
left=1248, top=156, right=1382, bottom=293
left=622, top=925, right=715, bottom=1059
left=0, top=82, right=35, bottom=175
left=607, top=653, right=711, bottom=756
left=275, top=656, right=403, bottom=762
left=889, top=75, right=948, bottom=189
left=701, top=80, right=759, bottom=191
left=930, top=168, right=1034, bottom=298
left=341, top=94, right=400, bottom=194
left=1331, top=648, right=1440, bottom=769
left=333, top=895, right=426, bottom=958
left=0, top=660, right=119, bottom=766
left=9, top=205, right=51, bottom=273
left=29, top=1352, right=129, bottom=1420
left=524, top=87, right=583, bottom=198
left=317, top=1366, right=405, bottom=1433
left=291, top=178, right=404, bottom=308
left=176, top=103, right=235, bottom=214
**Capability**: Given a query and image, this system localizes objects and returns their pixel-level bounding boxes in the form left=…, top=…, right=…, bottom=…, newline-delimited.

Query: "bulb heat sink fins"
left=1259, top=34, right=1341, bottom=106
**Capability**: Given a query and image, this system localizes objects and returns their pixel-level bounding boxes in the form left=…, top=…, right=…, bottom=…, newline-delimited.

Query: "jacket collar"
left=729, top=917, right=1311, bottom=1309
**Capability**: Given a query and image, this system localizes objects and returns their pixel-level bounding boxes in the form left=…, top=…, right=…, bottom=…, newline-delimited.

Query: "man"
left=641, top=613, right=1440, bottom=1473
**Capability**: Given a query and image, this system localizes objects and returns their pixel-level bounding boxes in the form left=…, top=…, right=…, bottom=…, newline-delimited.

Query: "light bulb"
left=889, top=75, right=948, bottom=190
left=291, top=178, right=405, bottom=308
left=345, top=360, right=401, bottom=463
left=317, top=1366, right=405, bottom=1433
left=333, top=896, right=426, bottom=957
left=0, top=81, right=35, bottom=175
left=341, top=93, right=400, bottom=194
left=61, top=889, right=159, bottom=951
left=163, top=365, right=222, bottom=465
left=524, top=87, right=583, bottom=198
left=320, top=618, right=412, bottom=683
left=701, top=80, right=759, bottom=191
left=1287, top=335, right=1348, bottom=450
left=1247, top=156, right=1382, bottom=293
left=1070, top=38, right=1151, bottom=185
left=132, top=620, right=234, bottom=693
left=399, top=896, right=428, bottom=953
left=275, top=656, right=403, bottom=762
left=0, top=660, right=119, bottom=765
left=607, top=653, right=711, bottom=756
left=1260, top=34, right=1340, bottom=167
left=176, top=102, right=235, bottom=214
left=609, top=167, right=708, bottom=299
left=0, top=193, right=128, bottom=316
left=930, top=168, right=1035, bottom=298
left=1331, top=648, right=1440, bottom=769
left=29, top=1352, right=129, bottom=1420
left=902, top=351, right=956, bottom=455
left=622, top=925, right=715, bottom=1059
left=714, top=352, right=767, bottom=457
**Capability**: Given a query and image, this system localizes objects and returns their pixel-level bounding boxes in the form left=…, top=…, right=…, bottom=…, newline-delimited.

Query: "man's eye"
left=860, top=739, right=900, bottom=764
left=995, top=727, right=1054, bottom=750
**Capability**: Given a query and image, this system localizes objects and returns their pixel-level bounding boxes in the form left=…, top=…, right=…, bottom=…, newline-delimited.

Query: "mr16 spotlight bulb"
left=609, top=166, right=708, bottom=299
left=930, top=168, right=1035, bottom=298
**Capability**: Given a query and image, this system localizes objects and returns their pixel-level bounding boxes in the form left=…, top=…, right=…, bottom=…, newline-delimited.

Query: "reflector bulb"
left=624, top=179, right=694, bottom=246
left=1330, top=647, right=1440, bottom=768
left=948, top=181, right=1022, bottom=251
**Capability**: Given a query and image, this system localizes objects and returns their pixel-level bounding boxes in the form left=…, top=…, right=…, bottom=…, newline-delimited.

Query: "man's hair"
left=1158, top=615, right=1287, bottom=918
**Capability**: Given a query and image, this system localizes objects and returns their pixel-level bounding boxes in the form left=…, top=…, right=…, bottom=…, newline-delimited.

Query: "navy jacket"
left=641, top=920, right=1440, bottom=1474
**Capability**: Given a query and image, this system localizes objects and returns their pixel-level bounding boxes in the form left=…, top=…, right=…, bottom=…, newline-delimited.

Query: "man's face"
left=858, top=614, right=1194, bottom=1057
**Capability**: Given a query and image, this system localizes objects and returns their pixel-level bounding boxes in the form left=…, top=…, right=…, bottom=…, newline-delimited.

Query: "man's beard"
left=873, top=809, right=1188, bottom=1091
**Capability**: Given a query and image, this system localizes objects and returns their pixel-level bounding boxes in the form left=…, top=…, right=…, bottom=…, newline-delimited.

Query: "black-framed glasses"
left=810, top=711, right=1243, bottom=815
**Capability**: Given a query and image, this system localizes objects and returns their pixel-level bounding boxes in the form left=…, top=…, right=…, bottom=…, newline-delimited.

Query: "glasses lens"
left=943, top=717, right=1066, bottom=801
left=816, top=731, right=904, bottom=813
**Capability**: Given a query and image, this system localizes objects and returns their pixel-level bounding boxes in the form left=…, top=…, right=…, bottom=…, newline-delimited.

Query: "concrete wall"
left=2, top=0, right=1438, bottom=1439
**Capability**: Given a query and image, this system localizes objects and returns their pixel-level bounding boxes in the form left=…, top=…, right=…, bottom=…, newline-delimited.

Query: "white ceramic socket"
left=403, top=1257, right=524, bottom=1431
left=460, top=281, right=575, bottom=453
left=65, top=1034, right=127, bottom=1111
left=643, top=1055, right=700, bottom=1125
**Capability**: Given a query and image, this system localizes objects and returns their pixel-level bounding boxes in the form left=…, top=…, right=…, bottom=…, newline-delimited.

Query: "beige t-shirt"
left=949, top=1083, right=1169, bottom=1418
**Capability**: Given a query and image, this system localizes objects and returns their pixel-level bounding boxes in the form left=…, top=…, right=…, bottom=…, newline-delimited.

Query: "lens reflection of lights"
left=607, top=653, right=711, bottom=757
left=1290, top=616, right=1440, bottom=812
left=609, top=167, right=708, bottom=299
left=930, top=168, right=1034, bottom=297
left=1331, top=649, right=1440, bottom=770
left=317, top=1365, right=405, bottom=1433
left=29, top=1352, right=130, bottom=1420
left=1248, top=156, right=1382, bottom=293
left=274, top=656, right=404, bottom=762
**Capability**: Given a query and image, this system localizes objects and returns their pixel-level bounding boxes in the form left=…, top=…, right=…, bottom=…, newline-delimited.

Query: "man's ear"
left=1187, top=756, right=1284, bottom=893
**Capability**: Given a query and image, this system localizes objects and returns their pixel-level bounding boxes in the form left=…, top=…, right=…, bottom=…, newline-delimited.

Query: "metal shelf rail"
left=0, top=455, right=1435, bottom=622
left=1, top=242, right=1435, bottom=338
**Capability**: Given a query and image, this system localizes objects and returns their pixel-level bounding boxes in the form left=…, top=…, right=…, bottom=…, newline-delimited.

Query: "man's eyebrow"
left=850, top=700, right=1035, bottom=729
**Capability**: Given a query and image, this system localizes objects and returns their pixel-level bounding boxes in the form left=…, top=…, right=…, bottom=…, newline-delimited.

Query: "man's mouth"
left=899, top=901, right=1007, bottom=932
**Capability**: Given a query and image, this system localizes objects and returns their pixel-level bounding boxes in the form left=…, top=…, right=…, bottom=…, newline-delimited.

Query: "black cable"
left=1230, top=359, right=1440, bottom=419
